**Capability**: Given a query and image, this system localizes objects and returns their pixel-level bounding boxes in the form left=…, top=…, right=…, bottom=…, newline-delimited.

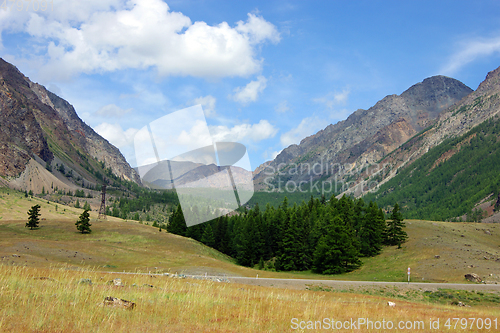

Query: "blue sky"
left=2, top=0, right=500, bottom=170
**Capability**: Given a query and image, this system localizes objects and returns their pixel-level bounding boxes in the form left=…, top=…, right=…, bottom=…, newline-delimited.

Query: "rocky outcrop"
left=0, top=58, right=140, bottom=190
left=0, top=59, right=53, bottom=177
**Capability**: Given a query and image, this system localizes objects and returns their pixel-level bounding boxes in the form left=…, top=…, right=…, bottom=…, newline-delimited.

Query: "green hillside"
left=364, top=116, right=500, bottom=221
left=3, top=187, right=500, bottom=283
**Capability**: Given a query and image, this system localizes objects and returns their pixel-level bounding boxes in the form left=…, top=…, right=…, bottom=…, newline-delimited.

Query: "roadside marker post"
left=408, top=267, right=410, bottom=284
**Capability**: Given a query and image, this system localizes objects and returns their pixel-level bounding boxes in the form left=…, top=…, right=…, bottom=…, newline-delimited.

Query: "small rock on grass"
left=101, top=296, right=136, bottom=310
left=78, top=278, right=92, bottom=285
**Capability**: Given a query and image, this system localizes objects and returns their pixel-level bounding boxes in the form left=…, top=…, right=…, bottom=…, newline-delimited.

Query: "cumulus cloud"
left=95, top=122, right=138, bottom=148
left=209, top=119, right=277, bottom=143
left=313, top=89, right=350, bottom=109
left=3, top=0, right=280, bottom=80
left=192, top=95, right=217, bottom=117
left=95, top=104, right=132, bottom=117
left=441, top=35, right=500, bottom=75
left=230, top=75, right=267, bottom=105
left=280, top=117, right=329, bottom=147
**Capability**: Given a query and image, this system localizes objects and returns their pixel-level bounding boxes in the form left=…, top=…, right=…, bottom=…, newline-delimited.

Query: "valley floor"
left=3, top=191, right=500, bottom=331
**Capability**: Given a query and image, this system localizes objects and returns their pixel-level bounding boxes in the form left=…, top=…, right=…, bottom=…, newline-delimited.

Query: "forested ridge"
left=168, top=195, right=406, bottom=274
left=364, top=116, right=500, bottom=221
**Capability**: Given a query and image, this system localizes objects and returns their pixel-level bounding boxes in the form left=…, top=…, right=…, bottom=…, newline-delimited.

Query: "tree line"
left=167, top=195, right=406, bottom=274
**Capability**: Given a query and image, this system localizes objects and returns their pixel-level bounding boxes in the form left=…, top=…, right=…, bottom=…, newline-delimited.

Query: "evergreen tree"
left=75, top=199, right=80, bottom=209
left=76, top=209, right=92, bottom=234
left=384, top=203, right=407, bottom=247
left=312, top=215, right=361, bottom=274
left=201, top=223, right=216, bottom=248
left=167, top=205, right=187, bottom=236
left=26, top=205, right=41, bottom=230
left=83, top=201, right=91, bottom=211
left=276, top=210, right=301, bottom=271
left=359, top=202, right=385, bottom=256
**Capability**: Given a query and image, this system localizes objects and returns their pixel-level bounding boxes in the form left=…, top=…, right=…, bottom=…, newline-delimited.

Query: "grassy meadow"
left=2, top=187, right=500, bottom=331
left=1, top=265, right=500, bottom=332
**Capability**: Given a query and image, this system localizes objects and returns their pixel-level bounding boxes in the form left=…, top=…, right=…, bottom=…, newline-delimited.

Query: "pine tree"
left=201, top=223, right=216, bottom=248
left=76, top=209, right=92, bottom=234
left=83, top=201, right=91, bottom=211
left=276, top=210, right=301, bottom=271
left=167, top=205, right=187, bottom=236
left=312, top=215, right=361, bottom=274
left=384, top=203, right=407, bottom=247
left=359, top=202, right=385, bottom=256
left=75, top=199, right=80, bottom=209
left=26, top=205, right=41, bottom=230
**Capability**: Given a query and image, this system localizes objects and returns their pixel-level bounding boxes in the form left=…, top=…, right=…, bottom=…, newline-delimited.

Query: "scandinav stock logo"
left=133, top=105, right=254, bottom=227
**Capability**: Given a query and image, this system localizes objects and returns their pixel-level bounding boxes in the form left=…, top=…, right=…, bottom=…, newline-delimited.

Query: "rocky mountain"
left=0, top=58, right=140, bottom=194
left=359, top=66, right=500, bottom=220
left=376, top=66, right=500, bottom=179
left=253, top=75, right=473, bottom=193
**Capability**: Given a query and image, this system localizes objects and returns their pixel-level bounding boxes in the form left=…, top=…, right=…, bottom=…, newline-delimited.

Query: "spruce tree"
left=384, top=203, right=407, bottom=247
left=312, top=215, right=361, bottom=274
left=76, top=209, right=92, bottom=234
left=201, top=223, right=216, bottom=248
left=26, top=205, right=41, bottom=230
left=276, top=210, right=301, bottom=271
left=359, top=202, right=385, bottom=256
left=167, top=205, right=187, bottom=236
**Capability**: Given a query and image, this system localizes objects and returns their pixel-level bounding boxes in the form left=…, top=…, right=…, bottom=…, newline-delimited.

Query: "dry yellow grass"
left=1, top=265, right=499, bottom=332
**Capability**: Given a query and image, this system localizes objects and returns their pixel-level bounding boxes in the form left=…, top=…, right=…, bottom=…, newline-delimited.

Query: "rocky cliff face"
left=0, top=60, right=53, bottom=177
left=254, top=75, right=473, bottom=191
left=0, top=58, right=140, bottom=191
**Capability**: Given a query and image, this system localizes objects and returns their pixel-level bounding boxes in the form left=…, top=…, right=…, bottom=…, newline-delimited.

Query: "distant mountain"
left=253, top=75, right=473, bottom=192
left=0, top=58, right=140, bottom=194
left=139, top=160, right=253, bottom=192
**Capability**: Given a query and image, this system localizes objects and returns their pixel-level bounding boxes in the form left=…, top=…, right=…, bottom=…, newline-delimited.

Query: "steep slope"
left=0, top=58, right=140, bottom=193
left=254, top=76, right=472, bottom=191
left=361, top=67, right=500, bottom=220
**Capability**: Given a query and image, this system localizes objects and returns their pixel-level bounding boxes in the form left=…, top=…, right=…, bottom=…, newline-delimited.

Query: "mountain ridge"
left=0, top=58, right=140, bottom=194
left=253, top=75, right=473, bottom=191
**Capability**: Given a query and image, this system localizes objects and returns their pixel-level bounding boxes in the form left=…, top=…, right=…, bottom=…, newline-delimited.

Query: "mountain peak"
left=254, top=74, right=473, bottom=191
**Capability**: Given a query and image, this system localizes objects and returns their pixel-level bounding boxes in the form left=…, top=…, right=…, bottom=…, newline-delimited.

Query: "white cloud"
left=275, top=100, right=290, bottom=113
left=209, top=119, right=277, bottom=143
left=441, top=35, right=500, bottom=75
left=95, top=122, right=138, bottom=148
left=230, top=75, right=267, bottom=104
left=192, top=95, right=217, bottom=117
left=235, top=13, right=281, bottom=44
left=313, top=89, right=350, bottom=109
left=3, top=0, right=280, bottom=81
left=95, top=104, right=132, bottom=117
left=280, top=117, right=329, bottom=147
